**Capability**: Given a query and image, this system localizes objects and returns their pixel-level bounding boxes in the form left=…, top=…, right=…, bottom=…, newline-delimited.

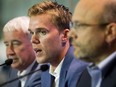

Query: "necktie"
left=18, top=80, right=21, bottom=87
left=51, top=75, right=55, bottom=87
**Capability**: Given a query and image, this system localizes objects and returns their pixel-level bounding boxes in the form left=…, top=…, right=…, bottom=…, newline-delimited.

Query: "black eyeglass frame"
left=70, top=21, right=110, bottom=29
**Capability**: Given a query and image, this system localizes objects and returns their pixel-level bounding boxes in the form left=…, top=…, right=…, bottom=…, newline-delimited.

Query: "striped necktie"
left=18, top=80, right=21, bottom=87
left=51, top=75, right=55, bottom=87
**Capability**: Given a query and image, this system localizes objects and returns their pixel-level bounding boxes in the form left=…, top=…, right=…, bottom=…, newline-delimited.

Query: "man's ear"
left=105, top=23, right=116, bottom=44
left=61, top=29, right=70, bottom=42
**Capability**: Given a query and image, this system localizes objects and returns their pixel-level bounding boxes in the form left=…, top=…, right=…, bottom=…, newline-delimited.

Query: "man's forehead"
left=75, top=0, right=109, bottom=13
left=72, top=0, right=109, bottom=23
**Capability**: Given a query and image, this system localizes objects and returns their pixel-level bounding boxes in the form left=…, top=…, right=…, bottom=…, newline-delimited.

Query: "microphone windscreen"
left=5, top=59, right=13, bottom=66
left=40, top=65, right=49, bottom=71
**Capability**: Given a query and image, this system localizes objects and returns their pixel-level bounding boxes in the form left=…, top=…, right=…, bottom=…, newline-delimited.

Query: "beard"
left=74, top=41, right=109, bottom=63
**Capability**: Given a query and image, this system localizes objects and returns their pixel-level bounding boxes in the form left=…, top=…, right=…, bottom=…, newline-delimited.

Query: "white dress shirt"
left=49, top=58, right=64, bottom=87
left=17, top=60, right=37, bottom=87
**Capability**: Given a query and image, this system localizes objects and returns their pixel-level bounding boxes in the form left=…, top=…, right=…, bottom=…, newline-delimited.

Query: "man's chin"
left=36, top=58, right=47, bottom=64
left=11, top=64, right=19, bottom=69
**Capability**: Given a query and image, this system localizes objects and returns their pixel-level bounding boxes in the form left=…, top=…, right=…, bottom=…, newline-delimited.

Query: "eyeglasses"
left=70, top=21, right=109, bottom=29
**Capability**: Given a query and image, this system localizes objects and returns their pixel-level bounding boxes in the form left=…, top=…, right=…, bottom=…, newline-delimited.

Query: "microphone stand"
left=0, top=64, right=49, bottom=86
left=0, top=59, right=13, bottom=66
left=0, top=63, right=5, bottom=66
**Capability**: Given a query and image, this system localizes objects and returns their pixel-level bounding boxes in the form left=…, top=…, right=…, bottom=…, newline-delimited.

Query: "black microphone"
left=0, top=64, right=49, bottom=86
left=0, top=59, right=13, bottom=66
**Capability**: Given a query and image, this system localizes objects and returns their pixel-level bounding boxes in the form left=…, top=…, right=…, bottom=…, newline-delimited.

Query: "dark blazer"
left=41, top=46, right=88, bottom=87
left=100, top=54, right=116, bottom=87
left=101, top=66, right=116, bottom=87
left=76, top=53, right=116, bottom=87
left=2, top=61, right=41, bottom=87
left=0, top=65, right=17, bottom=87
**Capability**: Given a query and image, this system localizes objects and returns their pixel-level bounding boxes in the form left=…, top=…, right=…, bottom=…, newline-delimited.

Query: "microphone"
left=0, top=64, right=49, bottom=86
left=0, top=59, right=13, bottom=66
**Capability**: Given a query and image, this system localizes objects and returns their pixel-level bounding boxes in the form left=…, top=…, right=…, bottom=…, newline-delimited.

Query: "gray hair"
left=3, top=16, right=30, bottom=34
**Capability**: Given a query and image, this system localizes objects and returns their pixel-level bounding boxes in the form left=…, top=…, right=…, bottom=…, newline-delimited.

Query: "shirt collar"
left=17, top=60, right=36, bottom=79
left=98, top=52, right=116, bottom=69
left=98, top=51, right=116, bottom=78
left=49, top=58, right=64, bottom=78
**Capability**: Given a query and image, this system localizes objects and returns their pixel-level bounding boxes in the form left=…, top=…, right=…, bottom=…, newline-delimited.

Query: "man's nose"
left=7, top=46, right=15, bottom=55
left=31, top=34, right=40, bottom=44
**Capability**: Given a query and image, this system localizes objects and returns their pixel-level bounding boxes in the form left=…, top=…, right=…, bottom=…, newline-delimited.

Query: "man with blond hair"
left=28, top=1, right=88, bottom=87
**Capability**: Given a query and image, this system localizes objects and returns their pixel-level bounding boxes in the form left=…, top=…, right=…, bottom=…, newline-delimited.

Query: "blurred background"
left=0, top=0, right=79, bottom=63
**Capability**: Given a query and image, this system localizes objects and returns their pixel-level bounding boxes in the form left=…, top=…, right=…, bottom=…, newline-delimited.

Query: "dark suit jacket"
left=41, top=46, right=88, bottom=87
left=1, top=61, right=41, bottom=87
left=0, top=65, right=18, bottom=87
left=76, top=52, right=116, bottom=87
left=100, top=54, right=116, bottom=87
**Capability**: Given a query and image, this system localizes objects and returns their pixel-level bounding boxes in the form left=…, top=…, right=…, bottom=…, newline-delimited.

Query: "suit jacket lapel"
left=41, top=46, right=75, bottom=87
left=101, top=66, right=116, bottom=87
left=101, top=55, right=116, bottom=87
left=66, top=59, right=89, bottom=87
left=41, top=70, right=51, bottom=87
left=24, top=61, right=39, bottom=87
left=59, top=46, right=74, bottom=87
left=7, top=68, right=18, bottom=87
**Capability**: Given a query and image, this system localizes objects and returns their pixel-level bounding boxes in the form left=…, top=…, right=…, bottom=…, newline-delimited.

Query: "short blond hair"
left=28, top=1, right=72, bottom=31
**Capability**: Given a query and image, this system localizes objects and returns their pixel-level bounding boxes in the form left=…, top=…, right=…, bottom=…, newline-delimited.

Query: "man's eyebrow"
left=4, top=40, right=20, bottom=44
left=4, top=41, right=7, bottom=44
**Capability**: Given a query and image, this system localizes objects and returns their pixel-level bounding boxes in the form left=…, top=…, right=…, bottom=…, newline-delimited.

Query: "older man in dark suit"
left=69, top=0, right=116, bottom=87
